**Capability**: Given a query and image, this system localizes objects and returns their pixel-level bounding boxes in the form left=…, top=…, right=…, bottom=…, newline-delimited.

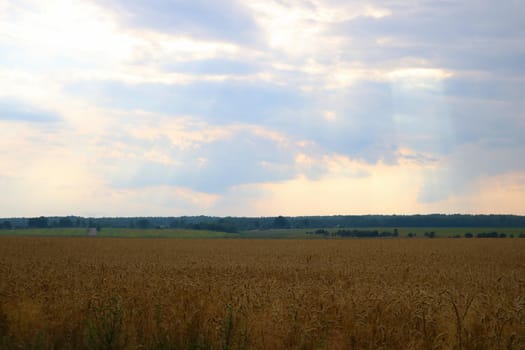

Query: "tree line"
left=309, top=229, right=399, bottom=238
left=1, top=214, right=525, bottom=232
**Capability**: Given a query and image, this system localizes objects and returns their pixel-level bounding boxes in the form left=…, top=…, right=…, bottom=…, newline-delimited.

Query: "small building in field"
left=87, top=228, right=97, bottom=237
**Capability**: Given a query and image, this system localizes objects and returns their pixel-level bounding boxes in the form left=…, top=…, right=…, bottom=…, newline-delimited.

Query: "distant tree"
left=464, top=233, right=473, bottom=238
left=169, top=218, right=188, bottom=228
left=272, top=216, right=290, bottom=229
left=315, top=229, right=329, bottom=236
left=191, top=221, right=238, bottom=233
left=336, top=229, right=351, bottom=237
left=424, top=231, right=435, bottom=238
left=136, top=219, right=151, bottom=229
left=58, top=218, right=74, bottom=228
left=28, top=216, right=48, bottom=228
left=476, top=232, right=498, bottom=238
left=1, top=221, right=12, bottom=230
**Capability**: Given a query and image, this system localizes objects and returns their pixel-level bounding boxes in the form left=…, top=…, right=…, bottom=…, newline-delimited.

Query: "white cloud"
left=0, top=1, right=132, bottom=63
left=388, top=68, right=453, bottom=90
left=244, top=0, right=392, bottom=56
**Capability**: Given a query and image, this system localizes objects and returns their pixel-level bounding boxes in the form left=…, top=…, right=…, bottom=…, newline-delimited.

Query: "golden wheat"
left=0, top=237, right=524, bottom=349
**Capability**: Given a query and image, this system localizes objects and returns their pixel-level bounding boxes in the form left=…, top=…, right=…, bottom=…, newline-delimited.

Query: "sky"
left=0, top=0, right=524, bottom=217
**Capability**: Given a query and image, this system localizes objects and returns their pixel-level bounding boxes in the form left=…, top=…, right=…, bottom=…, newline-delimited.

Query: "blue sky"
left=0, top=0, right=524, bottom=216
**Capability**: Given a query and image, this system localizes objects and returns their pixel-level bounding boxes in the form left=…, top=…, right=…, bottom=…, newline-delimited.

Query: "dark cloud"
left=99, top=0, right=262, bottom=44
left=334, top=1, right=525, bottom=42
left=332, top=1, right=525, bottom=74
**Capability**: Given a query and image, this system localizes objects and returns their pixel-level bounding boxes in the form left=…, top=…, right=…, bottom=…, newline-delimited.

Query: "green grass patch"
left=239, top=229, right=315, bottom=239
left=2, top=227, right=524, bottom=239
left=0, top=228, right=87, bottom=237
left=374, top=227, right=525, bottom=238
left=240, top=227, right=525, bottom=239
left=0, top=228, right=239, bottom=238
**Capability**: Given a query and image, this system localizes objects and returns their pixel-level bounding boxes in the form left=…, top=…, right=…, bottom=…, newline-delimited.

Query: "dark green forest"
left=1, top=214, right=525, bottom=233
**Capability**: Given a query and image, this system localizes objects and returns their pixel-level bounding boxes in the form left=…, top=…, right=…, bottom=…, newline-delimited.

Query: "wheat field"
left=0, top=237, right=524, bottom=349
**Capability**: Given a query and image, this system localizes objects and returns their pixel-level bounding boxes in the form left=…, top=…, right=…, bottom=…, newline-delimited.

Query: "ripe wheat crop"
left=0, top=237, right=524, bottom=349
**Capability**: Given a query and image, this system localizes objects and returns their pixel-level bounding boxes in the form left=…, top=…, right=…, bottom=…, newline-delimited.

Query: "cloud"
left=417, top=138, right=525, bottom=203
left=0, top=98, right=61, bottom=122
left=65, top=77, right=405, bottom=164
left=0, top=169, right=219, bottom=217
left=66, top=79, right=305, bottom=124
left=417, top=172, right=525, bottom=215
left=0, top=0, right=524, bottom=216
left=99, top=0, right=262, bottom=45
left=97, top=122, right=298, bottom=193
left=444, top=76, right=525, bottom=101
left=225, top=157, right=425, bottom=216
left=165, top=58, right=260, bottom=76
left=331, top=1, right=525, bottom=74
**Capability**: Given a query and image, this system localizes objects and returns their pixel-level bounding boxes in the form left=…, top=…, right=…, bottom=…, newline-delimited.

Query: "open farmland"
left=0, top=238, right=524, bottom=349
left=3, top=226, right=525, bottom=239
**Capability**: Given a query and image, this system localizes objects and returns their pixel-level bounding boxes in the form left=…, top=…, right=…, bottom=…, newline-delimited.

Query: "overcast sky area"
left=1, top=0, right=524, bottom=217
